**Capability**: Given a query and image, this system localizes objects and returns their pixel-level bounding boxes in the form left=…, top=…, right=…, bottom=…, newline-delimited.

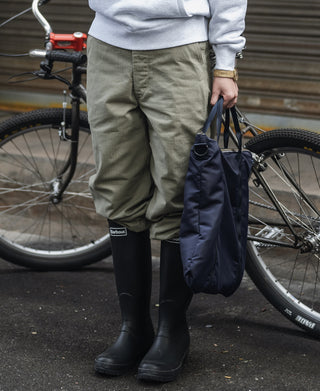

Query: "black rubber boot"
left=137, top=240, right=193, bottom=382
left=94, top=221, right=154, bottom=376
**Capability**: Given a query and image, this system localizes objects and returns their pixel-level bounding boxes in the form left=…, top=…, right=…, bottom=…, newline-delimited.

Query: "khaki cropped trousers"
left=87, top=36, right=212, bottom=240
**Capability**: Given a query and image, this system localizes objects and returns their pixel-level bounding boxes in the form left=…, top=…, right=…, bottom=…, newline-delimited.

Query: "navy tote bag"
left=180, top=98, right=253, bottom=297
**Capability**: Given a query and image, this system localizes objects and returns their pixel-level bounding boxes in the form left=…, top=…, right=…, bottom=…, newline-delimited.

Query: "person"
left=86, top=0, right=247, bottom=383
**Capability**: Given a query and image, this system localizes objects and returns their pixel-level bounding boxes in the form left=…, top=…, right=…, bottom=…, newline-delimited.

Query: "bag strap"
left=221, top=106, right=242, bottom=151
left=202, top=96, right=224, bottom=135
left=202, top=97, right=242, bottom=152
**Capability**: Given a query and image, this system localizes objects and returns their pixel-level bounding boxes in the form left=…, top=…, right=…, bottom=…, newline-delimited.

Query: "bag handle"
left=201, top=97, right=242, bottom=151
left=222, top=107, right=243, bottom=151
left=202, top=96, right=224, bottom=135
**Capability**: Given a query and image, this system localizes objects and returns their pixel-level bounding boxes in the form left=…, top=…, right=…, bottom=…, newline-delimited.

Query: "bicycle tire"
left=245, top=128, right=320, bottom=337
left=0, top=108, right=111, bottom=270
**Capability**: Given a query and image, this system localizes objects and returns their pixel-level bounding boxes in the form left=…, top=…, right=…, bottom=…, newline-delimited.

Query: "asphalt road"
left=0, top=256, right=319, bottom=391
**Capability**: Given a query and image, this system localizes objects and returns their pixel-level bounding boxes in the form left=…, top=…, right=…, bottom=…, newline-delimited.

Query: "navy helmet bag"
left=180, top=98, right=253, bottom=297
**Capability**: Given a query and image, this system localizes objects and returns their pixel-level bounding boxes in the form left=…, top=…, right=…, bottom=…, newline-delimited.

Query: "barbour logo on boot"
left=110, top=227, right=127, bottom=237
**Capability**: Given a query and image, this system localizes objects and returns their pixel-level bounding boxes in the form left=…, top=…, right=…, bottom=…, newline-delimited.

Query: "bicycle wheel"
left=0, top=108, right=111, bottom=270
left=245, top=128, right=320, bottom=337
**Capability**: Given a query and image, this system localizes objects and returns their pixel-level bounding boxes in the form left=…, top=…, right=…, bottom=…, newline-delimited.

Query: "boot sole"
left=137, top=367, right=181, bottom=382
left=137, top=350, right=188, bottom=383
left=94, top=360, right=136, bottom=376
left=94, top=331, right=155, bottom=376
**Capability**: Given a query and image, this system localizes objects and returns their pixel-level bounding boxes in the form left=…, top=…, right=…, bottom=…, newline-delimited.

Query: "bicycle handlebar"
left=32, top=0, right=52, bottom=38
left=46, top=50, right=87, bottom=65
left=30, top=49, right=87, bottom=65
left=30, top=0, right=87, bottom=61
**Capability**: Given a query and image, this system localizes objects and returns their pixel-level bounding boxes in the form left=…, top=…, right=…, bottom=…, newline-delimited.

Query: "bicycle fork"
left=50, top=95, right=80, bottom=204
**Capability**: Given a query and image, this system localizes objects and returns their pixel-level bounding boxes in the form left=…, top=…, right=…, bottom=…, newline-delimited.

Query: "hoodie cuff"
left=212, top=44, right=237, bottom=70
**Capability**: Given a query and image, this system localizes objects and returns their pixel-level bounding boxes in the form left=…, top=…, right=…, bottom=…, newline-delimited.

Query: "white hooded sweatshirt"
left=88, top=0, right=247, bottom=70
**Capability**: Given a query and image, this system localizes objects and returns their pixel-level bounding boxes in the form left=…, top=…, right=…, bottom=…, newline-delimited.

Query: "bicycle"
left=1, top=0, right=320, bottom=338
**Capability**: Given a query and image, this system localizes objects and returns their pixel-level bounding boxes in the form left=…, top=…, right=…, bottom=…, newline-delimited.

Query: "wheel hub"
left=50, top=178, right=63, bottom=204
left=301, top=232, right=320, bottom=254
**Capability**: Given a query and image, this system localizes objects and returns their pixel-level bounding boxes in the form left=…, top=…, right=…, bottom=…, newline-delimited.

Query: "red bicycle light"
left=50, top=32, right=87, bottom=51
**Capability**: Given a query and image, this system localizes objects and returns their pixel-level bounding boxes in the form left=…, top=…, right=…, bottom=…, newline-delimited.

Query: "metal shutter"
left=238, top=0, right=320, bottom=119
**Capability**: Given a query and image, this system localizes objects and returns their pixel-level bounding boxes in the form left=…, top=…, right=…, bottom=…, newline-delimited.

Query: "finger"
left=222, top=96, right=236, bottom=109
left=210, top=92, right=220, bottom=106
left=226, top=96, right=237, bottom=109
left=224, top=86, right=238, bottom=108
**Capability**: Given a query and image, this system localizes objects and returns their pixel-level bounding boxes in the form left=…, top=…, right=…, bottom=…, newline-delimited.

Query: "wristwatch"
left=213, top=69, right=238, bottom=82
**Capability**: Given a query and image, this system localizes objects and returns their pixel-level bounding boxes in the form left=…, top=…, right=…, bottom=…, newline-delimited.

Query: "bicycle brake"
left=59, top=90, right=72, bottom=141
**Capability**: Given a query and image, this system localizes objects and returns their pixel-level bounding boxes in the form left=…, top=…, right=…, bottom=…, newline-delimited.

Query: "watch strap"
left=213, top=69, right=238, bottom=82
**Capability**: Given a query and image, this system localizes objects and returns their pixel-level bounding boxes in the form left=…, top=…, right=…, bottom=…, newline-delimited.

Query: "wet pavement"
left=0, top=255, right=319, bottom=391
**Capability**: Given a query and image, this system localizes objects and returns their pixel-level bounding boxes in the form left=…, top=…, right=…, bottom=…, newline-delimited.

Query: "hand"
left=210, top=77, right=238, bottom=109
